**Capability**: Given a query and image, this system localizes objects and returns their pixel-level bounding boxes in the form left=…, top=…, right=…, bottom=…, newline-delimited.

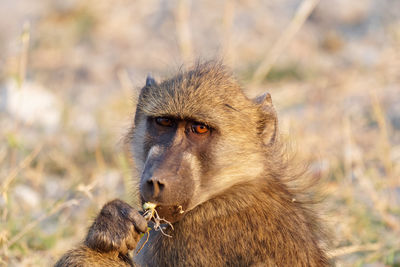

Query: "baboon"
left=55, top=61, right=329, bottom=267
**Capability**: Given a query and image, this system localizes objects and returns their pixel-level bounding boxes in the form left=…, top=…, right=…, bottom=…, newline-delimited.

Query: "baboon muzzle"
left=139, top=148, right=194, bottom=207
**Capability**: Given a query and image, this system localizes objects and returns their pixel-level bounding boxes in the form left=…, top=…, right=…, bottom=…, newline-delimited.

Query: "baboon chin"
left=55, top=61, right=329, bottom=267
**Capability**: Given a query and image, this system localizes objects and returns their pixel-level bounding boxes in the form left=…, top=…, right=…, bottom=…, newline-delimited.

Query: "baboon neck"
left=186, top=178, right=293, bottom=223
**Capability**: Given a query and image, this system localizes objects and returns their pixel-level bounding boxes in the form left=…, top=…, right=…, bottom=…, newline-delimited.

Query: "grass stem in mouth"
left=142, top=202, right=173, bottom=238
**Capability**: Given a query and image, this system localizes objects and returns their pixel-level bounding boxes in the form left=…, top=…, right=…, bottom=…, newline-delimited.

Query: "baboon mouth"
left=153, top=204, right=187, bottom=223
left=140, top=195, right=188, bottom=223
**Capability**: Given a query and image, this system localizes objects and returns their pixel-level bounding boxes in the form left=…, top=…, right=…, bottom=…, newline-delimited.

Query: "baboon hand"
left=84, top=199, right=148, bottom=254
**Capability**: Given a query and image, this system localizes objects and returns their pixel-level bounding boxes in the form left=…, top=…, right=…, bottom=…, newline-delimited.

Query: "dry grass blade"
left=1, top=144, right=42, bottom=197
left=370, top=91, right=394, bottom=182
left=251, top=0, right=320, bottom=84
left=136, top=231, right=150, bottom=255
left=222, top=0, right=235, bottom=65
left=4, top=199, right=79, bottom=250
left=343, top=116, right=400, bottom=232
left=329, top=243, right=381, bottom=258
left=176, top=0, right=193, bottom=63
left=18, top=21, right=30, bottom=87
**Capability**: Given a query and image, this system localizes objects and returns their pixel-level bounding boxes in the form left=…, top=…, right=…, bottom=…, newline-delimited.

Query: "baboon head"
left=130, top=62, right=278, bottom=222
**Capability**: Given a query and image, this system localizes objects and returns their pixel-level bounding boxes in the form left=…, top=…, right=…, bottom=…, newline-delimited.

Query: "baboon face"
left=131, top=63, right=277, bottom=222
left=136, top=115, right=214, bottom=222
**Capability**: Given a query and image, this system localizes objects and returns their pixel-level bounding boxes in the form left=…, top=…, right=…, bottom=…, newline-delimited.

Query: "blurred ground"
left=0, top=0, right=399, bottom=266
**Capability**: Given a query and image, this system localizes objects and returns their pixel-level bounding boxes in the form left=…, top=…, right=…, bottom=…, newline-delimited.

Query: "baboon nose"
left=145, top=177, right=165, bottom=199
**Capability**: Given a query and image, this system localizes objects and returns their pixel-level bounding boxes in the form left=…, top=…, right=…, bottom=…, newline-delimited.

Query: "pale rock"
left=1, top=80, right=62, bottom=132
left=13, top=184, right=40, bottom=208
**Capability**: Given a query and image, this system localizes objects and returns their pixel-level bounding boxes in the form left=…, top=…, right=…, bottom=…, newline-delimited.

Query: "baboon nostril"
left=146, top=178, right=165, bottom=199
left=157, top=181, right=164, bottom=190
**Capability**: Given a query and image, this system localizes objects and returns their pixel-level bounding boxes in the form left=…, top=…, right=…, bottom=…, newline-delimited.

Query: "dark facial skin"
left=139, top=116, right=214, bottom=222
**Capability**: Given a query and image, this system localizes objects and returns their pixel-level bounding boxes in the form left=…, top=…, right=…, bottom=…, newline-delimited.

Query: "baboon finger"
left=127, top=209, right=148, bottom=233
left=125, top=225, right=141, bottom=251
left=118, top=240, right=129, bottom=255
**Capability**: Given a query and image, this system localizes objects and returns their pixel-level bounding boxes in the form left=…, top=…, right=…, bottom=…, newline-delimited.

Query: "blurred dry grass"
left=0, top=0, right=399, bottom=266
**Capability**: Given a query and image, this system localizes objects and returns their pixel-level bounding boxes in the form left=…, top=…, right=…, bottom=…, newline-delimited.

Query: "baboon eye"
left=155, top=117, right=174, bottom=127
left=191, top=124, right=209, bottom=134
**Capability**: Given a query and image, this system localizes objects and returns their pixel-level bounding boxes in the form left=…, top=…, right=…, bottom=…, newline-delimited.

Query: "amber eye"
left=155, top=117, right=174, bottom=127
left=191, top=124, right=209, bottom=134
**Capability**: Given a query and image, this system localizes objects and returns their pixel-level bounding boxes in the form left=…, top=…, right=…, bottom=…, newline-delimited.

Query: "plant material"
left=137, top=202, right=174, bottom=255
left=142, top=202, right=173, bottom=237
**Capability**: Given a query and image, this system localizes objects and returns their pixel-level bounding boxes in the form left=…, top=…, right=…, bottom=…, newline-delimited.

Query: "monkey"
left=55, top=61, right=329, bottom=267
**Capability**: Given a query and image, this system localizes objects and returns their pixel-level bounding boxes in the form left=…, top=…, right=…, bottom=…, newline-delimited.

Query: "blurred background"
left=0, top=0, right=399, bottom=266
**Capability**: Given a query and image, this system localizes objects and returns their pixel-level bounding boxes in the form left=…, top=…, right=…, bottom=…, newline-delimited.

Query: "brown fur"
left=55, top=245, right=133, bottom=267
left=135, top=180, right=328, bottom=266
left=55, top=61, right=329, bottom=267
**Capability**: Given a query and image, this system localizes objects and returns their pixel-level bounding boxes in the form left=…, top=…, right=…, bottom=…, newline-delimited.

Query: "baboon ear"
left=253, top=92, right=272, bottom=106
left=253, top=92, right=278, bottom=145
left=145, top=74, right=157, bottom=87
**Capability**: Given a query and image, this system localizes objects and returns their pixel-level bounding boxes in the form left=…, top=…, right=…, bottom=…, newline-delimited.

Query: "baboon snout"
left=143, top=176, right=166, bottom=199
left=139, top=162, right=194, bottom=207
left=139, top=146, right=196, bottom=209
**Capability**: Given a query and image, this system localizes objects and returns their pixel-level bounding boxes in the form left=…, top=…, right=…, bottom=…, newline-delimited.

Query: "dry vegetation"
left=0, top=0, right=399, bottom=266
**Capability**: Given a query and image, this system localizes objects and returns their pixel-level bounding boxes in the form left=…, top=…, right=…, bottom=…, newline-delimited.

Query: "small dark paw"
left=85, top=199, right=147, bottom=254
